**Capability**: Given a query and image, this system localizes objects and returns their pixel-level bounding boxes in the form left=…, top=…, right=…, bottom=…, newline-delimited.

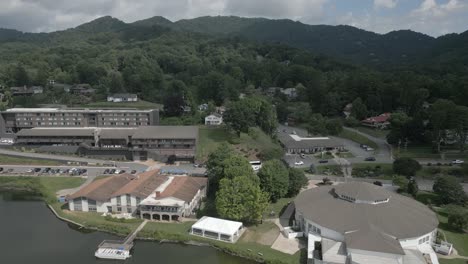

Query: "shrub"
left=393, top=158, right=422, bottom=176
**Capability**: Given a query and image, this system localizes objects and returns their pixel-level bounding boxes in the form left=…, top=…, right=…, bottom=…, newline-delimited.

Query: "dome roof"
left=294, top=182, right=438, bottom=241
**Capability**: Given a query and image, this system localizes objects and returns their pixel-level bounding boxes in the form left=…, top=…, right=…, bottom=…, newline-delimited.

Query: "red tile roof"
left=362, top=113, right=391, bottom=124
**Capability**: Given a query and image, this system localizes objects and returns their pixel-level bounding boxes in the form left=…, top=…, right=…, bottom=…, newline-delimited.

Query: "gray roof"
left=16, top=128, right=95, bottom=137
left=132, top=126, right=198, bottom=139
left=110, top=93, right=137, bottom=99
left=98, top=129, right=135, bottom=139
left=4, top=108, right=157, bottom=113
left=334, top=182, right=390, bottom=202
left=345, top=228, right=405, bottom=255
left=277, top=132, right=343, bottom=149
left=295, top=183, right=438, bottom=253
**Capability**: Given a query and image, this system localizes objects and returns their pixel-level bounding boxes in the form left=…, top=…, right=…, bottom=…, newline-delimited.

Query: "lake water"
left=0, top=193, right=254, bottom=264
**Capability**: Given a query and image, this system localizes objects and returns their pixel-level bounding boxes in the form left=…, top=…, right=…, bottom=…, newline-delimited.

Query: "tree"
left=257, top=159, right=289, bottom=202
left=13, top=64, right=30, bottom=86
left=325, top=118, right=343, bottom=135
left=163, top=80, right=188, bottom=117
left=452, top=105, right=468, bottom=152
left=216, top=176, right=268, bottom=223
left=287, top=168, right=308, bottom=197
left=393, top=175, right=409, bottom=193
left=223, top=100, right=256, bottom=136
left=351, top=97, right=368, bottom=120
left=222, top=155, right=256, bottom=180
left=433, top=176, right=467, bottom=205
left=393, top=158, right=422, bottom=177
left=206, top=143, right=234, bottom=195
left=407, top=178, right=419, bottom=197
left=448, top=208, right=468, bottom=232
left=429, top=99, right=456, bottom=153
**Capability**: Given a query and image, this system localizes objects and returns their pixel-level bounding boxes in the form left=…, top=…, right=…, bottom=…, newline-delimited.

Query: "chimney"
left=155, top=191, right=161, bottom=197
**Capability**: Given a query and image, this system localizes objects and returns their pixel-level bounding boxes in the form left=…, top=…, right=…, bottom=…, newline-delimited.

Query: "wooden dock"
left=95, top=220, right=148, bottom=260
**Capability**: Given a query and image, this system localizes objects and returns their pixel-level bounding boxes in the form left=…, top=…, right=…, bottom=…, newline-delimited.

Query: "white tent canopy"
left=192, top=216, right=243, bottom=236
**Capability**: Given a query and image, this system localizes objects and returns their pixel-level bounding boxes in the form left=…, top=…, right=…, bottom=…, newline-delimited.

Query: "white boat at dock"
left=95, top=240, right=132, bottom=260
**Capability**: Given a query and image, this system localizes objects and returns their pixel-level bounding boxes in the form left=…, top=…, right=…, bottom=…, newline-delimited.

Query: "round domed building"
left=294, top=182, right=439, bottom=264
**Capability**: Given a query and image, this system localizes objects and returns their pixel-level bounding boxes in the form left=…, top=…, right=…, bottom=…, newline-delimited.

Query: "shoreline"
left=45, top=202, right=270, bottom=264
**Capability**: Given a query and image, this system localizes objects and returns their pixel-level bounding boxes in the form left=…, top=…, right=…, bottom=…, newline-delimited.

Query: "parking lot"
left=0, top=165, right=140, bottom=177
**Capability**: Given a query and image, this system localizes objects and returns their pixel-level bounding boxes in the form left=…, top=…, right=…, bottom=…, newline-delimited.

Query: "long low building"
left=68, top=170, right=207, bottom=221
left=14, top=126, right=198, bottom=161
left=277, top=125, right=344, bottom=154
left=294, top=182, right=439, bottom=264
left=0, top=107, right=159, bottom=136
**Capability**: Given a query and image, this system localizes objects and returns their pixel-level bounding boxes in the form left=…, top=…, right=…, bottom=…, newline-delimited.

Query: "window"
left=117, top=207, right=122, bottom=212
left=127, top=208, right=132, bottom=213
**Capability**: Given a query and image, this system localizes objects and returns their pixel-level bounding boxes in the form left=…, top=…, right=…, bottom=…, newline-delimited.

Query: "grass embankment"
left=316, top=165, right=343, bottom=176
left=338, top=129, right=379, bottom=150
left=0, top=154, right=61, bottom=165
left=197, top=126, right=283, bottom=162
left=415, top=191, right=468, bottom=256
left=0, top=176, right=302, bottom=264
left=355, top=127, right=389, bottom=139
left=80, top=100, right=162, bottom=110
left=440, top=259, right=468, bottom=264
left=351, top=163, right=393, bottom=179
left=396, top=145, right=468, bottom=160
left=140, top=221, right=302, bottom=264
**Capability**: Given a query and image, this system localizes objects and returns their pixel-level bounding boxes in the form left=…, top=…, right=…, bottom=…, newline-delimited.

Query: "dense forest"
left=0, top=15, right=467, bottom=148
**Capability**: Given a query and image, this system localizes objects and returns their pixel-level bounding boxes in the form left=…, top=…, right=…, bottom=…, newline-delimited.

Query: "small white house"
left=205, top=113, right=223, bottom=126
left=107, top=93, right=138, bottom=103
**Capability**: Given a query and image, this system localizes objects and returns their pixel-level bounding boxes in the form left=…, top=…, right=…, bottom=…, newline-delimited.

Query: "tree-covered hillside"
left=0, top=16, right=467, bottom=120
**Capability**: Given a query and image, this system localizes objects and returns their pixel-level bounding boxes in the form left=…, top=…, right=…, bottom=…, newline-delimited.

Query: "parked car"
left=114, top=169, right=121, bottom=174
left=452, top=159, right=464, bottom=164
left=319, top=160, right=329, bottom=164
left=300, top=154, right=306, bottom=159
left=131, top=170, right=137, bottom=174
left=34, top=168, right=41, bottom=173
left=119, top=170, right=126, bottom=174
left=365, top=157, right=376, bottom=161
left=295, top=161, right=304, bottom=166
left=0, top=167, right=3, bottom=172
left=366, top=147, right=374, bottom=151
left=110, top=169, right=116, bottom=174
left=103, top=169, right=110, bottom=174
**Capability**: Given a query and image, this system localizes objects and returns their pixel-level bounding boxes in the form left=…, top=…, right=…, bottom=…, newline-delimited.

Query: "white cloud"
left=374, top=0, right=397, bottom=9
left=0, top=0, right=466, bottom=36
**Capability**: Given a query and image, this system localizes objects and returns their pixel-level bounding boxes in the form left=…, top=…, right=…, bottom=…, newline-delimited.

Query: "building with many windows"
left=68, top=170, right=207, bottom=221
left=13, top=126, right=198, bottom=161
left=0, top=107, right=159, bottom=135
left=294, top=182, right=440, bottom=264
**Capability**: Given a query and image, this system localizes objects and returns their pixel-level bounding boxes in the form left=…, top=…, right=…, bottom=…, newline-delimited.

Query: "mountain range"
left=0, top=15, right=467, bottom=67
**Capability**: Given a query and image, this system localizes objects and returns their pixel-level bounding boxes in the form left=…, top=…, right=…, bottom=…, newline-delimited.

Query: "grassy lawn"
left=314, top=152, right=334, bottom=159
left=265, top=197, right=295, bottom=219
left=141, top=220, right=301, bottom=264
left=351, top=163, right=394, bottom=179
left=336, top=152, right=355, bottom=158
left=39, top=177, right=85, bottom=196
left=339, top=129, right=379, bottom=150
left=396, top=145, right=468, bottom=160
left=196, top=126, right=283, bottom=162
left=436, top=209, right=468, bottom=256
left=0, top=154, right=61, bottom=165
left=355, top=126, right=390, bottom=139
left=80, top=100, right=162, bottom=110
left=316, top=165, right=343, bottom=176
left=439, top=259, right=468, bottom=264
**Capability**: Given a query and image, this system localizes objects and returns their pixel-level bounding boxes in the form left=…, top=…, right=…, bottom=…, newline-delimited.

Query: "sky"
left=0, top=0, right=467, bottom=36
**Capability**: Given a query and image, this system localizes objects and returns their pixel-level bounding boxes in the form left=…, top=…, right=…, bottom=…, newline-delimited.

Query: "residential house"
left=10, top=86, right=43, bottom=96
left=205, top=113, right=223, bottom=126
left=198, top=103, right=208, bottom=111
left=107, top=93, right=138, bottom=103
left=361, top=113, right=391, bottom=129
left=69, top=84, right=95, bottom=95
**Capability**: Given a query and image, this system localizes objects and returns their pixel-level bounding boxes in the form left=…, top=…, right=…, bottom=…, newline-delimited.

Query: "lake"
left=0, top=193, right=254, bottom=264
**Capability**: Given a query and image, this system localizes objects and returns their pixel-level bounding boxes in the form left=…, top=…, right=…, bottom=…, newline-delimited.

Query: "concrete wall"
left=399, top=229, right=436, bottom=248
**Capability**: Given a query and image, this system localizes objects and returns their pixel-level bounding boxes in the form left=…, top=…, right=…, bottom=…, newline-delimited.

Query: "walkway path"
left=124, top=220, right=148, bottom=245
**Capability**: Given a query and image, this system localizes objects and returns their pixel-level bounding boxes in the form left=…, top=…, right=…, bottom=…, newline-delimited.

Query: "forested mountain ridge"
left=0, top=15, right=467, bottom=130
left=128, top=15, right=467, bottom=68
left=1, top=15, right=467, bottom=68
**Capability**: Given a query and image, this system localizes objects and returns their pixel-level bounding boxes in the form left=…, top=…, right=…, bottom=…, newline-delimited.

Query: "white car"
left=452, top=159, right=464, bottom=164
left=114, top=169, right=122, bottom=174
left=366, top=147, right=374, bottom=151
left=295, top=161, right=304, bottom=166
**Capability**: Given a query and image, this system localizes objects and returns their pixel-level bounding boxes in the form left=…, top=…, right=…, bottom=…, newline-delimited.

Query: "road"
left=342, top=127, right=393, bottom=164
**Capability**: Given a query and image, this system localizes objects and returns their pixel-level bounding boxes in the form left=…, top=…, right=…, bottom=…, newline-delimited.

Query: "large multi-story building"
left=13, top=126, right=198, bottom=161
left=0, top=107, right=159, bottom=135
left=68, top=170, right=207, bottom=221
